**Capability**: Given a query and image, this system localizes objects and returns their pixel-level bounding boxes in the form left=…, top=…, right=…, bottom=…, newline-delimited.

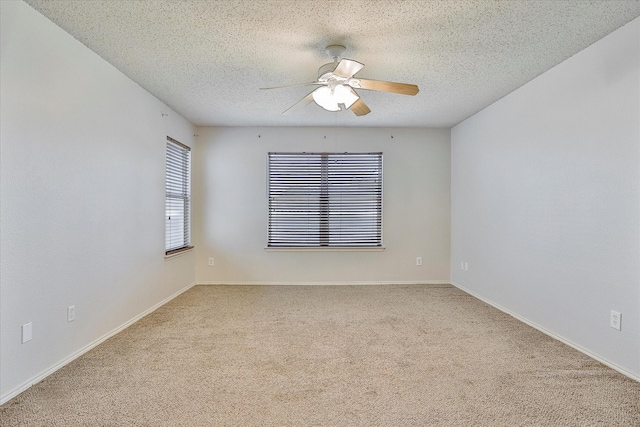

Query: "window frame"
left=267, top=152, right=383, bottom=249
left=165, top=136, right=193, bottom=256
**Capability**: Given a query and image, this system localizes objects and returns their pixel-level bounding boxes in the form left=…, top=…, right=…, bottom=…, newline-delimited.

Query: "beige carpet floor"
left=1, top=284, right=639, bottom=426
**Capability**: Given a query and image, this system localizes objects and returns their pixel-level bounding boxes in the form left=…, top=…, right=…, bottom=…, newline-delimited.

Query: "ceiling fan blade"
left=355, top=78, right=419, bottom=96
left=333, top=59, right=365, bottom=78
left=260, top=82, right=322, bottom=90
left=283, top=91, right=315, bottom=115
left=350, top=98, right=371, bottom=116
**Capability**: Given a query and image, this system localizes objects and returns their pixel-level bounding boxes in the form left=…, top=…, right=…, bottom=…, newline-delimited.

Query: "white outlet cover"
left=610, top=310, right=621, bottom=331
left=464, top=262, right=469, bottom=271
left=461, top=261, right=464, bottom=270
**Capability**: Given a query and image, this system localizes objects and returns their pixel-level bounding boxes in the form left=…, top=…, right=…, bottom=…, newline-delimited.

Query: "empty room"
left=1, top=0, right=639, bottom=425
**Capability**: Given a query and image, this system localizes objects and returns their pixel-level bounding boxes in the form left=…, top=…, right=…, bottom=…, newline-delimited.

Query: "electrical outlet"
left=610, top=310, right=621, bottom=331
left=208, top=257, right=214, bottom=266
left=22, top=322, right=32, bottom=343
left=416, top=257, right=422, bottom=266
left=464, top=262, right=469, bottom=271
left=67, top=305, right=75, bottom=322
left=461, top=261, right=464, bottom=270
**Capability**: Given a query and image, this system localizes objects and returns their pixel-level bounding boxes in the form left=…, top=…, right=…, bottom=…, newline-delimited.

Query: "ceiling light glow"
left=312, top=86, right=340, bottom=111
left=312, top=83, right=359, bottom=112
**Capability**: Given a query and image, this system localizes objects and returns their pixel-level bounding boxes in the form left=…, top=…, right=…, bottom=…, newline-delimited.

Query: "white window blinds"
left=165, top=137, right=191, bottom=254
left=268, top=152, right=383, bottom=247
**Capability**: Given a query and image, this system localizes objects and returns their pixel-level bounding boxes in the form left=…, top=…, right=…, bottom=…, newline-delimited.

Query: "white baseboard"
left=0, top=282, right=196, bottom=405
left=196, top=280, right=451, bottom=286
left=451, top=281, right=640, bottom=383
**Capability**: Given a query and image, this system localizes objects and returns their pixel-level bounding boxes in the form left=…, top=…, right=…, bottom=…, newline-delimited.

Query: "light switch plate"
left=22, top=322, right=32, bottom=343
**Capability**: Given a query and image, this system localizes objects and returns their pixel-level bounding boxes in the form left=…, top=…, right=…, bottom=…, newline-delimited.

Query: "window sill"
left=265, top=247, right=385, bottom=252
left=164, top=246, right=194, bottom=260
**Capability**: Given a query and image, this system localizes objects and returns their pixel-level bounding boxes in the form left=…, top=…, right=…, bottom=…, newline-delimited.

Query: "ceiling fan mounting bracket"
left=325, top=45, right=346, bottom=61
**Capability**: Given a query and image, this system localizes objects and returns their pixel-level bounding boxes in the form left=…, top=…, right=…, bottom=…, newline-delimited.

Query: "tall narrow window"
left=268, top=152, right=383, bottom=248
left=165, top=137, right=192, bottom=255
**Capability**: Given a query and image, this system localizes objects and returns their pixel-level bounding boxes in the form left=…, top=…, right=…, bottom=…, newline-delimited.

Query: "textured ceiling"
left=24, top=0, right=640, bottom=128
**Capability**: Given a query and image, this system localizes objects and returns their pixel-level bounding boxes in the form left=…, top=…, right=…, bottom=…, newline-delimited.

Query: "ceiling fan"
left=261, top=45, right=419, bottom=116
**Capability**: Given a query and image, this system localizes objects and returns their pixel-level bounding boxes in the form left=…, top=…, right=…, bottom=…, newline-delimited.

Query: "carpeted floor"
left=1, top=284, right=639, bottom=426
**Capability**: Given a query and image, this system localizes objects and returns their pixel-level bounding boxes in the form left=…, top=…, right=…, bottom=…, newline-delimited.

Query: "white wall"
left=451, top=18, right=640, bottom=378
left=193, top=127, right=450, bottom=284
left=0, top=1, right=195, bottom=402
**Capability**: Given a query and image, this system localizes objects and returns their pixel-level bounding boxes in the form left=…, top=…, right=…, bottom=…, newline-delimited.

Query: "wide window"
left=165, top=137, right=192, bottom=255
left=268, top=152, right=383, bottom=248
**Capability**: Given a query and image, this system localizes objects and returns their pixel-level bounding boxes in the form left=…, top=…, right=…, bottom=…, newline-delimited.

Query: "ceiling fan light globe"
left=334, top=84, right=359, bottom=108
left=312, top=86, right=340, bottom=111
